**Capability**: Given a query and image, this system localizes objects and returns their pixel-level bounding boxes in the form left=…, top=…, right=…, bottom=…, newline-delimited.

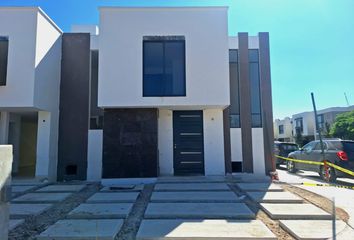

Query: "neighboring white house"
left=0, top=7, right=62, bottom=181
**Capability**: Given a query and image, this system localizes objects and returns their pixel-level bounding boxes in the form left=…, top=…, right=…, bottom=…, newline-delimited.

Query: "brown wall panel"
left=238, top=32, right=253, bottom=173
left=259, top=32, right=276, bottom=174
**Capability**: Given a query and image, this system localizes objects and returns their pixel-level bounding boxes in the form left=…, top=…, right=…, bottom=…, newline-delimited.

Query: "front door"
left=173, top=111, right=204, bottom=175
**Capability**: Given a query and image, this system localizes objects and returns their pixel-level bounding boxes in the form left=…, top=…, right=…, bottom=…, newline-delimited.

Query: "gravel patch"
left=115, top=183, right=154, bottom=240
left=8, top=182, right=100, bottom=240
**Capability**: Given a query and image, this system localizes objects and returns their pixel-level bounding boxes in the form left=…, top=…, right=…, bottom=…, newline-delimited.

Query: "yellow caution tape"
left=275, top=155, right=324, bottom=166
left=302, top=182, right=354, bottom=190
left=326, top=162, right=354, bottom=177
left=275, top=155, right=354, bottom=177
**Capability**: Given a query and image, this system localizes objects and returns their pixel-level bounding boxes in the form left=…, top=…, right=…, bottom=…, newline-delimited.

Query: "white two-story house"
left=0, top=7, right=61, bottom=180
left=0, top=6, right=275, bottom=182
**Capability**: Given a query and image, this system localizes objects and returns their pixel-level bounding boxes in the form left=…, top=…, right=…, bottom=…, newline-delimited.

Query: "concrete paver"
left=86, top=192, right=140, bottom=203
left=137, top=219, right=276, bottom=240
left=261, top=203, right=332, bottom=220
left=68, top=203, right=133, bottom=219
left=246, top=191, right=303, bottom=203
left=154, top=183, right=230, bottom=191
left=279, top=220, right=347, bottom=239
left=11, top=185, right=37, bottom=193
left=100, top=184, right=144, bottom=192
left=36, top=185, right=86, bottom=192
left=236, top=183, right=283, bottom=192
left=36, top=219, right=124, bottom=240
left=11, top=179, right=46, bottom=186
left=150, top=191, right=242, bottom=202
left=12, top=192, right=72, bottom=203
left=145, top=202, right=255, bottom=219
left=9, top=219, right=24, bottom=230
left=157, top=176, right=229, bottom=183
left=10, top=203, right=53, bottom=217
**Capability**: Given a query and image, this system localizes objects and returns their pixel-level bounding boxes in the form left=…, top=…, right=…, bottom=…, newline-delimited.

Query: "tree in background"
left=330, top=110, right=354, bottom=140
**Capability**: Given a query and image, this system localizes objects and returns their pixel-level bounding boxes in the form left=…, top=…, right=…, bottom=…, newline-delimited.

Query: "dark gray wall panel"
left=102, top=109, right=158, bottom=178
left=223, top=107, right=232, bottom=174
left=57, top=33, right=90, bottom=181
left=259, top=32, right=276, bottom=174
left=238, top=32, right=253, bottom=173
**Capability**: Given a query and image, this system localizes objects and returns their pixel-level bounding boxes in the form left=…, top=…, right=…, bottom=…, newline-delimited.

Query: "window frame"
left=142, top=38, right=186, bottom=97
left=295, top=117, right=304, bottom=133
left=317, top=114, right=324, bottom=130
left=229, top=49, right=241, bottom=128
left=249, top=49, right=262, bottom=128
left=0, top=36, right=9, bottom=86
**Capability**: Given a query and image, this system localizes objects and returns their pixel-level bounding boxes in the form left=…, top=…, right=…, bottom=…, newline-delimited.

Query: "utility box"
left=0, top=145, right=12, bottom=240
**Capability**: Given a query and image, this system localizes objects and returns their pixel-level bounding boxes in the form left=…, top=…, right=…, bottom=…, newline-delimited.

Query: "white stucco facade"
left=252, top=128, right=265, bottom=175
left=157, top=108, right=225, bottom=176
left=230, top=128, right=243, bottom=162
left=87, top=130, right=103, bottom=181
left=203, top=109, right=225, bottom=175
left=98, top=7, right=230, bottom=109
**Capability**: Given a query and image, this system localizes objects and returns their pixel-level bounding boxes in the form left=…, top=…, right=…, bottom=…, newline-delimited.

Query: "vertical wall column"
left=0, top=112, right=9, bottom=144
left=57, top=33, right=90, bottom=181
left=223, top=107, right=232, bottom=174
left=35, top=111, right=51, bottom=178
left=158, top=109, right=173, bottom=176
left=259, top=32, right=275, bottom=174
left=0, top=145, right=12, bottom=240
left=203, top=109, right=226, bottom=175
left=238, top=33, right=253, bottom=173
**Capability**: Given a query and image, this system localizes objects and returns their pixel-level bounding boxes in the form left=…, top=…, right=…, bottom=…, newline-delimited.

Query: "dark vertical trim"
left=57, top=33, right=91, bottom=181
left=259, top=32, right=275, bottom=174
left=223, top=107, right=232, bottom=174
left=238, top=33, right=253, bottom=173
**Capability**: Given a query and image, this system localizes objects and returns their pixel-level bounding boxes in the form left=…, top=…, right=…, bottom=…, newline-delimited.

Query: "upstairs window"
left=295, top=117, right=303, bottom=133
left=317, top=114, right=324, bottom=130
left=0, top=36, right=9, bottom=86
left=279, top=125, right=284, bottom=134
left=229, top=49, right=240, bottom=128
left=249, top=49, right=262, bottom=128
left=143, top=36, right=186, bottom=97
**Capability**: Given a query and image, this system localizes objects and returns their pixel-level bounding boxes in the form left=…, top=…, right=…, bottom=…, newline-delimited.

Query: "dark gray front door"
left=173, top=111, right=204, bottom=175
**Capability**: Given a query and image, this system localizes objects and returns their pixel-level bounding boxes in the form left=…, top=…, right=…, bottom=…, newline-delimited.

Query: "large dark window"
left=249, top=49, right=262, bottom=127
left=229, top=49, right=240, bottom=128
left=295, top=117, right=303, bottom=133
left=279, top=125, right=284, bottom=134
left=317, top=114, right=324, bottom=130
left=143, top=37, right=185, bottom=96
left=0, top=37, right=9, bottom=86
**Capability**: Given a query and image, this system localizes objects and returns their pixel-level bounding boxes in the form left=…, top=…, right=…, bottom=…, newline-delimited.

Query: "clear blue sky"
left=2, top=0, right=354, bottom=119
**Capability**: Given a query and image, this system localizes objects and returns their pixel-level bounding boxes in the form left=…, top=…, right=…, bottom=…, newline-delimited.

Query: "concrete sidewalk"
left=278, top=168, right=354, bottom=238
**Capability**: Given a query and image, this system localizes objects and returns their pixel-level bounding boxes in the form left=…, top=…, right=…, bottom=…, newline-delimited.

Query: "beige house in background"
left=274, top=105, right=354, bottom=143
